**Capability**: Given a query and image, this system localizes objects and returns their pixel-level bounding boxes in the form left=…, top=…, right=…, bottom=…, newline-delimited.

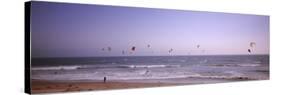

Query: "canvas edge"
left=24, top=1, right=31, bottom=94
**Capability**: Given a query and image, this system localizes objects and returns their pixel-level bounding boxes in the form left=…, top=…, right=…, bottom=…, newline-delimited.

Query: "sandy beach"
left=31, top=76, right=257, bottom=94
left=31, top=79, right=176, bottom=94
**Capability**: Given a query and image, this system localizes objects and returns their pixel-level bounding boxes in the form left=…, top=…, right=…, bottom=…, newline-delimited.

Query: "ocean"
left=31, top=55, right=269, bottom=84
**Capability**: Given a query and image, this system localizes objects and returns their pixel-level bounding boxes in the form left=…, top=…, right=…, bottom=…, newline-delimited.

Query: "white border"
left=0, top=0, right=279, bottom=95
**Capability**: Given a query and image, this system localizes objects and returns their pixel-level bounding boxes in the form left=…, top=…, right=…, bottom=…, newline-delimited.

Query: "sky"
left=31, top=1, right=269, bottom=57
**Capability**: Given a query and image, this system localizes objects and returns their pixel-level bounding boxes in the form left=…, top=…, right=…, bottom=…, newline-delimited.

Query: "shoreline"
left=31, top=79, right=177, bottom=94
left=31, top=77, right=257, bottom=94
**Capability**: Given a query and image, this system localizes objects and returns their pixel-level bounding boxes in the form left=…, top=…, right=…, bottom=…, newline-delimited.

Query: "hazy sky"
left=31, top=1, right=269, bottom=57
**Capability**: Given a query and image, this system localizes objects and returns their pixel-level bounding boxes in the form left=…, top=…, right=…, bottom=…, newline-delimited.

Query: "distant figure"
left=103, top=77, right=107, bottom=83
left=145, top=70, right=149, bottom=75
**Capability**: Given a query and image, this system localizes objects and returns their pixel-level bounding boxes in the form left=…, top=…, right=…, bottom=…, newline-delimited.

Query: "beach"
left=31, top=79, right=177, bottom=94
left=31, top=76, right=260, bottom=94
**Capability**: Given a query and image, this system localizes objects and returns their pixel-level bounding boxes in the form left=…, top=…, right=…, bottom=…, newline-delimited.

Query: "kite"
left=250, top=42, right=256, bottom=48
left=168, top=48, right=173, bottom=53
left=107, top=47, right=111, bottom=51
left=131, top=46, right=136, bottom=51
left=197, top=45, right=200, bottom=48
left=248, top=49, right=251, bottom=53
left=147, top=44, right=151, bottom=48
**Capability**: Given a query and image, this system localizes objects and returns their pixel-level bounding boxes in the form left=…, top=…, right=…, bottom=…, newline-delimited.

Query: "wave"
left=31, top=67, right=258, bottom=81
left=32, top=66, right=81, bottom=70
left=32, top=64, right=181, bottom=71
left=31, top=71, right=253, bottom=81
left=208, top=63, right=260, bottom=67
left=117, top=65, right=181, bottom=68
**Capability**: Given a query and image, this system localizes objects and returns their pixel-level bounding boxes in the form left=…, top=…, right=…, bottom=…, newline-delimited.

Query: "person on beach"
left=104, top=77, right=107, bottom=83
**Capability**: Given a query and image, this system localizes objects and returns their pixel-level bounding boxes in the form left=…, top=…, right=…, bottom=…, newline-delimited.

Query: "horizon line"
left=31, top=54, right=270, bottom=58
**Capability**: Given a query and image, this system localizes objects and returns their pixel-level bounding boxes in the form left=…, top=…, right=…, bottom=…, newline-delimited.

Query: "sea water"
left=31, top=55, right=269, bottom=83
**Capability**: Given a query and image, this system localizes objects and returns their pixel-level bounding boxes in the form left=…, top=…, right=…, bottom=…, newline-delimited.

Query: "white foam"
left=237, top=64, right=260, bottom=67
left=32, top=65, right=81, bottom=70
left=119, top=64, right=181, bottom=68
left=31, top=68, right=200, bottom=81
left=209, top=63, right=260, bottom=67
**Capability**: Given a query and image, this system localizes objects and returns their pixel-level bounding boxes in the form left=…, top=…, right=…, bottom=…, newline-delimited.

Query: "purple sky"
left=31, top=1, right=269, bottom=57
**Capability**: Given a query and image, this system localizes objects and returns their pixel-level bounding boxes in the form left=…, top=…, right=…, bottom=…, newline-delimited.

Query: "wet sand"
left=31, top=76, right=257, bottom=94
left=31, top=79, right=175, bottom=94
